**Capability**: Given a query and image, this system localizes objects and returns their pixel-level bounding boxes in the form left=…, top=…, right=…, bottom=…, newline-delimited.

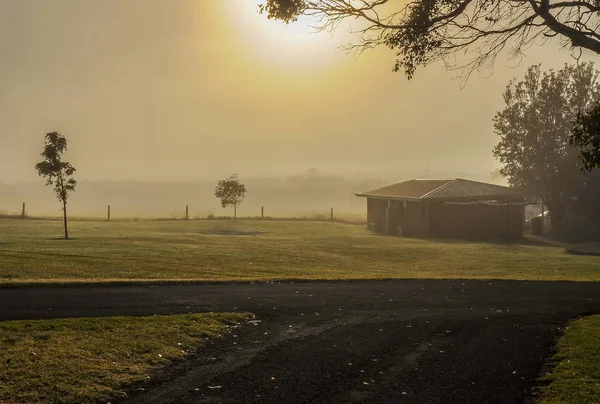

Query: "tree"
left=571, top=169, right=600, bottom=222
left=260, top=0, right=600, bottom=79
left=35, top=132, right=77, bottom=240
left=493, top=62, right=600, bottom=231
left=570, top=103, right=600, bottom=171
left=214, top=174, right=247, bottom=221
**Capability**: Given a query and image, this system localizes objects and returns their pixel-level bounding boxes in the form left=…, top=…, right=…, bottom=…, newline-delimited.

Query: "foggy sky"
left=1, top=0, right=598, bottom=184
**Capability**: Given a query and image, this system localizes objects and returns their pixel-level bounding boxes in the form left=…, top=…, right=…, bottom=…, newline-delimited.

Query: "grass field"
left=539, top=315, right=600, bottom=404
left=0, top=313, right=248, bottom=403
left=1, top=218, right=600, bottom=283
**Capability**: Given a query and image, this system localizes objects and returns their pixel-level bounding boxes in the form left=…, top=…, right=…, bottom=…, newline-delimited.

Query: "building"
left=355, top=178, right=526, bottom=240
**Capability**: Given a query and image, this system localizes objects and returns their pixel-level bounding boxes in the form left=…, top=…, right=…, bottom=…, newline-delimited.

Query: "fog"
left=0, top=170, right=504, bottom=218
left=1, top=0, right=598, bottom=217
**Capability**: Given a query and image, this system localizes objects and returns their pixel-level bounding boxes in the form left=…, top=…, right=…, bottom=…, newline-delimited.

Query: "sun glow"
left=220, top=1, right=346, bottom=71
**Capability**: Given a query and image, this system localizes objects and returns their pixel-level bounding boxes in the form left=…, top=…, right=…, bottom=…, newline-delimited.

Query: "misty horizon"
left=1, top=1, right=595, bottom=186
left=0, top=168, right=506, bottom=218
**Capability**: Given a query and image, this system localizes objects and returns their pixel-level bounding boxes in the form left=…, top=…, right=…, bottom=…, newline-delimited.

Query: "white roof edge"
left=420, top=178, right=458, bottom=199
left=355, top=193, right=421, bottom=201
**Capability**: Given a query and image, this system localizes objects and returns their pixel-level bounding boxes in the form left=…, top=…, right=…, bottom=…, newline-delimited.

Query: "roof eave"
left=355, top=193, right=422, bottom=201
left=424, top=194, right=529, bottom=201
left=356, top=193, right=532, bottom=201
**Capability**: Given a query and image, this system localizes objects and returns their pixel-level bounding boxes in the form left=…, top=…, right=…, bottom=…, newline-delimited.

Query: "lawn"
left=539, top=315, right=600, bottom=404
left=0, top=312, right=248, bottom=404
left=1, top=218, right=600, bottom=283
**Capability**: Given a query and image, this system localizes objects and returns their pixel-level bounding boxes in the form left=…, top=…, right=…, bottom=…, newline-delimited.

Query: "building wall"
left=387, top=200, right=405, bottom=236
left=366, top=198, right=524, bottom=240
left=367, top=199, right=406, bottom=235
left=405, top=201, right=429, bottom=237
left=366, top=198, right=387, bottom=233
left=428, top=202, right=524, bottom=240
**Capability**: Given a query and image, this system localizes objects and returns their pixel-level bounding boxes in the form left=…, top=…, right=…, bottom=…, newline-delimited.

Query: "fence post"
left=186, top=205, right=189, bottom=220
left=540, top=197, right=544, bottom=236
left=261, top=206, right=264, bottom=219
left=107, top=205, right=111, bottom=221
left=331, top=207, right=334, bottom=221
left=21, top=202, right=26, bottom=218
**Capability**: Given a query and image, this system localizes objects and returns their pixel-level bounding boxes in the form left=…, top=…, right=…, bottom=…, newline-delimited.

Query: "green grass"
left=0, top=219, right=599, bottom=283
left=539, top=315, right=600, bottom=404
left=0, top=312, right=248, bottom=403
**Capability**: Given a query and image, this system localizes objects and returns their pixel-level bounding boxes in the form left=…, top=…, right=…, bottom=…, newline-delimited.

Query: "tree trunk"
left=545, top=199, right=566, bottom=235
left=234, top=204, right=237, bottom=222
left=63, top=199, right=69, bottom=240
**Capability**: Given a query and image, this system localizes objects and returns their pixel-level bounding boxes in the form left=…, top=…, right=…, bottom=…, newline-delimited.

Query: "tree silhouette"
left=214, top=174, right=247, bottom=221
left=493, top=63, right=600, bottom=230
left=260, top=0, right=600, bottom=79
left=35, top=132, right=77, bottom=240
left=571, top=103, right=600, bottom=171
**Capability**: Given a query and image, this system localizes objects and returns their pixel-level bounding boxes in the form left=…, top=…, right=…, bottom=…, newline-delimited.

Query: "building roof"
left=355, top=178, right=524, bottom=201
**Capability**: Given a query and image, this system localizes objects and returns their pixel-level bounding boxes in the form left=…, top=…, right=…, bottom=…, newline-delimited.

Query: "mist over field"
left=0, top=169, right=502, bottom=218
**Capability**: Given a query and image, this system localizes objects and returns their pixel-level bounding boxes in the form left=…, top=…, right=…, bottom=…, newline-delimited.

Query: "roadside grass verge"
left=1, top=219, right=600, bottom=283
left=539, top=315, right=600, bottom=404
left=0, top=313, right=248, bottom=403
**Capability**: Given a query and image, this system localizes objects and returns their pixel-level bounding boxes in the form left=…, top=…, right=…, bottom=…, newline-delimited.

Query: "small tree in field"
left=35, top=132, right=77, bottom=240
left=214, top=174, right=246, bottom=221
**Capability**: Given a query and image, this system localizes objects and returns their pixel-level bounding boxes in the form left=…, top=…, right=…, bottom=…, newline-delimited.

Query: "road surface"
left=1, top=279, right=599, bottom=403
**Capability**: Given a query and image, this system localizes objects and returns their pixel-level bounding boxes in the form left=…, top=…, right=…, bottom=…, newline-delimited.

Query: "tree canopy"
left=570, top=103, right=600, bottom=171
left=260, top=0, right=600, bottom=78
left=35, top=132, right=77, bottom=239
left=493, top=62, right=600, bottom=230
left=214, top=174, right=247, bottom=221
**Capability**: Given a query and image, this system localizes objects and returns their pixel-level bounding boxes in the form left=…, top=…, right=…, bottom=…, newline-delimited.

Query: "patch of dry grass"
left=0, top=313, right=248, bottom=403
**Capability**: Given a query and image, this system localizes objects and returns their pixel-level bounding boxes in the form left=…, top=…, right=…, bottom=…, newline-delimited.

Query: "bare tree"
left=260, top=1, right=600, bottom=78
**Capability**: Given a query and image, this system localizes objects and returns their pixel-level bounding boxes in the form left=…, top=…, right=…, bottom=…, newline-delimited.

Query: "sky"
left=1, top=0, right=599, bottom=183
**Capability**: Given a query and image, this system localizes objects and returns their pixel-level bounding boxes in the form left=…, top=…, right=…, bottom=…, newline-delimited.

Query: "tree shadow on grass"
left=424, top=237, right=549, bottom=248
left=371, top=232, right=562, bottom=248
left=201, top=229, right=266, bottom=236
left=565, top=242, right=600, bottom=257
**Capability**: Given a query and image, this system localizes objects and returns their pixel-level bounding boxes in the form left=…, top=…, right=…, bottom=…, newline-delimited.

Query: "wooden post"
left=330, top=207, right=334, bottom=221
left=540, top=197, right=544, bottom=236
left=107, top=205, right=111, bottom=221
left=185, top=205, right=189, bottom=220
left=21, top=202, right=25, bottom=217
left=385, top=202, right=389, bottom=234
left=261, top=206, right=264, bottom=219
left=505, top=198, right=509, bottom=243
left=403, top=201, right=408, bottom=236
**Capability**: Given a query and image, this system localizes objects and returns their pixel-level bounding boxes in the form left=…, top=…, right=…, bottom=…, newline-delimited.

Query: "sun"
left=220, top=1, right=345, bottom=70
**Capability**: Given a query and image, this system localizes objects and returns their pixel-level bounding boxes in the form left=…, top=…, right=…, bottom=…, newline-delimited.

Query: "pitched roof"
left=357, top=179, right=452, bottom=199
left=355, top=178, right=523, bottom=201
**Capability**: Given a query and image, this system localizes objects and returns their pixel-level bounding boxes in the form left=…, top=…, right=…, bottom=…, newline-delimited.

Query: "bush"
left=554, top=213, right=600, bottom=243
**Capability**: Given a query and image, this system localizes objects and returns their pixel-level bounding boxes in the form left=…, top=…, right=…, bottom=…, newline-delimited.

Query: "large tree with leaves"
left=570, top=103, right=600, bottom=171
left=35, top=132, right=77, bottom=240
left=493, top=62, right=600, bottom=230
left=260, top=1, right=600, bottom=79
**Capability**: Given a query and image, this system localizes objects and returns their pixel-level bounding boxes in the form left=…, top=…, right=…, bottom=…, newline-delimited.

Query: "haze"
left=1, top=0, right=598, bottom=216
